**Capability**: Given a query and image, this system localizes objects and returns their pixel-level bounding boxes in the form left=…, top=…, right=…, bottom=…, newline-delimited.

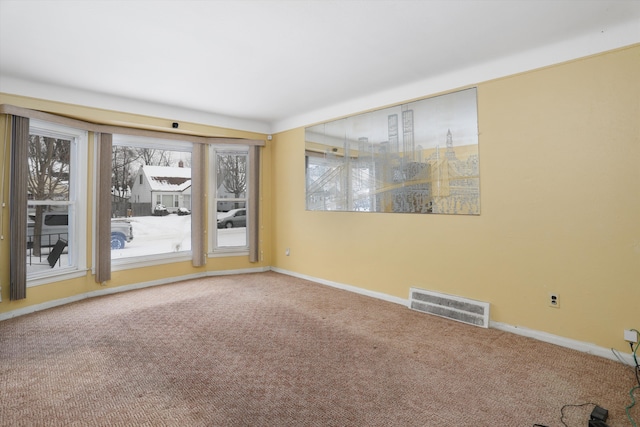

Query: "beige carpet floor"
left=0, top=272, right=637, bottom=426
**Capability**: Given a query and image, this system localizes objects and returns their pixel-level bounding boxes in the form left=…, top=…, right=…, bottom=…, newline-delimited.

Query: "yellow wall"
left=271, top=45, right=640, bottom=353
left=0, top=95, right=272, bottom=313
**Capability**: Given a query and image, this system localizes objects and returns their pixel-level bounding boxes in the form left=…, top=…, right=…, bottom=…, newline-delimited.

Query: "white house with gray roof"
left=130, top=164, right=191, bottom=214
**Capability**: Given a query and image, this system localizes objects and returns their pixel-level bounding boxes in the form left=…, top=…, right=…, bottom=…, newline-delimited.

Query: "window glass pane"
left=216, top=201, right=247, bottom=247
left=26, top=129, right=75, bottom=276
left=28, top=134, right=70, bottom=202
left=216, top=153, right=247, bottom=199
left=111, top=138, right=192, bottom=258
left=212, top=149, right=249, bottom=250
left=27, top=205, right=71, bottom=272
left=161, top=194, right=173, bottom=207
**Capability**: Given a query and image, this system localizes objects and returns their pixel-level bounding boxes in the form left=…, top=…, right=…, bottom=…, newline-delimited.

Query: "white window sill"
left=208, top=250, right=249, bottom=258
left=27, top=268, right=89, bottom=288
left=111, top=252, right=193, bottom=270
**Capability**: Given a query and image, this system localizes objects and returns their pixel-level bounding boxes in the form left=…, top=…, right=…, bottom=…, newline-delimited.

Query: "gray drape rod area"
left=0, top=105, right=265, bottom=147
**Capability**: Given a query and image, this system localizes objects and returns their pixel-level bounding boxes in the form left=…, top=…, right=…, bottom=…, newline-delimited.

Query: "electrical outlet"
left=624, top=329, right=638, bottom=343
left=285, top=248, right=290, bottom=256
left=549, top=293, right=560, bottom=308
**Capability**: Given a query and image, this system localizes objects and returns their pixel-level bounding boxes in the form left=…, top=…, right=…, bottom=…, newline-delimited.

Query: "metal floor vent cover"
left=409, top=288, right=490, bottom=328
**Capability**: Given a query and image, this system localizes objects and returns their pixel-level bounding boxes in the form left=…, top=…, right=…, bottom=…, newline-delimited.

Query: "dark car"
left=217, top=208, right=246, bottom=228
left=176, top=207, right=191, bottom=216
left=153, top=204, right=170, bottom=216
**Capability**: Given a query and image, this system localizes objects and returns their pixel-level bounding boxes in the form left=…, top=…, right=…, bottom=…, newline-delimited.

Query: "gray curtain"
left=248, top=145, right=260, bottom=263
left=95, top=133, right=112, bottom=283
left=191, top=143, right=206, bottom=267
left=9, top=115, right=29, bottom=300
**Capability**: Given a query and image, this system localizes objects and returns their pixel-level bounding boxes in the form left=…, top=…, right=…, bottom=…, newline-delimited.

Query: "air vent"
left=409, top=288, right=490, bottom=328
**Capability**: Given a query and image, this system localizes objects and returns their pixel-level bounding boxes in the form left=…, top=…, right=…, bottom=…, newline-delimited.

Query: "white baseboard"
left=491, top=321, right=636, bottom=366
left=207, top=266, right=271, bottom=277
left=272, top=268, right=636, bottom=367
left=271, top=267, right=408, bottom=306
left=0, top=266, right=270, bottom=322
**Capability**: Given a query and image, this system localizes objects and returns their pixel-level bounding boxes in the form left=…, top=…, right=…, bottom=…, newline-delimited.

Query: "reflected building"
left=375, top=129, right=479, bottom=215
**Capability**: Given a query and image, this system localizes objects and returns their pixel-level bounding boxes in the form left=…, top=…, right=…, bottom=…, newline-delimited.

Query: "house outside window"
left=26, top=119, right=88, bottom=283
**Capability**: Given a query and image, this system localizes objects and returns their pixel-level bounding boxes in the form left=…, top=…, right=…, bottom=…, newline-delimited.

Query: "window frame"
left=27, top=119, right=88, bottom=287
left=209, top=144, right=250, bottom=256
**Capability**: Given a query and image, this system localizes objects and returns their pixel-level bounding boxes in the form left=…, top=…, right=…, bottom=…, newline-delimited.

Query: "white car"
left=27, top=212, right=134, bottom=249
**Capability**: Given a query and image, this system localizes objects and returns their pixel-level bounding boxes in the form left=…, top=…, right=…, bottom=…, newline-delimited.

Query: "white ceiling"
left=1, top=0, right=639, bottom=134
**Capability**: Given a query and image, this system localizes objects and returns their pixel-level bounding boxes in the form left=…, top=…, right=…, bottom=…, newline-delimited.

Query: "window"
left=210, top=146, right=249, bottom=253
left=112, top=135, right=192, bottom=265
left=26, top=119, right=88, bottom=282
left=7, top=106, right=260, bottom=294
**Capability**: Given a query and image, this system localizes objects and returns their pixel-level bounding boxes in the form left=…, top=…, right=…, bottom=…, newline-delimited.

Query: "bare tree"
left=136, top=148, right=173, bottom=166
left=112, top=146, right=140, bottom=199
left=159, top=151, right=173, bottom=167
left=218, top=154, right=247, bottom=205
left=27, top=135, right=70, bottom=256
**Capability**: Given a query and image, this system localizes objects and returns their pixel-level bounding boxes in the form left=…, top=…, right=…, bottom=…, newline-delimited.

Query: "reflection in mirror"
left=306, top=88, right=479, bottom=215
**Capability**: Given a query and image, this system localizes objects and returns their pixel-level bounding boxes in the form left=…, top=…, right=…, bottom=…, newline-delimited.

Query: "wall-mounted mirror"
left=305, top=87, right=479, bottom=215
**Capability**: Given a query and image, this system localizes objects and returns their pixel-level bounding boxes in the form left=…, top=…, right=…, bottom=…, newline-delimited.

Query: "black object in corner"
left=590, top=405, right=608, bottom=422
left=47, top=239, right=68, bottom=267
left=588, top=405, right=609, bottom=427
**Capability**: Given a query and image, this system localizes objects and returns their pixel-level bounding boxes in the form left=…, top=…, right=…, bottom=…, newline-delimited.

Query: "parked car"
left=110, top=219, right=134, bottom=249
left=176, top=207, right=191, bottom=216
left=27, top=213, right=68, bottom=248
left=153, top=204, right=169, bottom=216
left=217, top=208, right=246, bottom=228
left=27, top=212, right=134, bottom=250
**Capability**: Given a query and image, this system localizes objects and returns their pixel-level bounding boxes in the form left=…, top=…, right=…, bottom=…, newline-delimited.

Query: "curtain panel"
left=248, top=146, right=260, bottom=263
left=9, top=115, right=29, bottom=300
left=191, top=143, right=206, bottom=267
left=95, top=133, right=112, bottom=283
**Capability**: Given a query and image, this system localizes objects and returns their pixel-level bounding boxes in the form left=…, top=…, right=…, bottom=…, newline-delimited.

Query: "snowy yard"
left=111, top=215, right=192, bottom=258
left=26, top=215, right=246, bottom=275
left=112, top=214, right=247, bottom=258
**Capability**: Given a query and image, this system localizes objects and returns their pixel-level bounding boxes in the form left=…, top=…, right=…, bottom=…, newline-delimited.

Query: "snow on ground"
left=26, top=215, right=246, bottom=275
left=111, top=215, right=192, bottom=258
